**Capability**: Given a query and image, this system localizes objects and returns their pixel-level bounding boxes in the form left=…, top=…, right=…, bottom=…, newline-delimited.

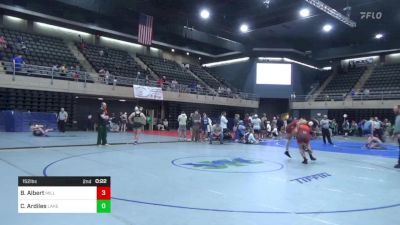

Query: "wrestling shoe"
left=284, top=151, right=292, bottom=158
left=302, top=158, right=308, bottom=164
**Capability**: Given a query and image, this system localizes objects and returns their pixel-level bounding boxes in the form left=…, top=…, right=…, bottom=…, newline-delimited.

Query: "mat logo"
left=290, top=172, right=332, bottom=184
left=181, top=158, right=263, bottom=169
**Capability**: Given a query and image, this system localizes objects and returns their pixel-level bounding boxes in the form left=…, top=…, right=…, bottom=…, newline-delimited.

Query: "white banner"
left=133, top=85, right=163, bottom=100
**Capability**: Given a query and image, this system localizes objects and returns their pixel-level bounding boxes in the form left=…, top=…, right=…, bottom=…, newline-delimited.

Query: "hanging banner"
left=133, top=85, right=163, bottom=100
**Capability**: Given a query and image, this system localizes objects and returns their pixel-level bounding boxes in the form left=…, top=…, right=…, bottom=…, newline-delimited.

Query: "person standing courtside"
left=177, top=111, right=188, bottom=141
left=97, top=102, right=109, bottom=146
left=57, top=107, right=68, bottom=133
left=393, top=105, right=400, bottom=168
left=320, top=115, right=333, bottom=145
left=220, top=111, right=228, bottom=133
left=191, top=110, right=201, bottom=142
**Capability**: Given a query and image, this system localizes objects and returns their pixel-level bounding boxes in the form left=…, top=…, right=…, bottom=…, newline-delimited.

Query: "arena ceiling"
left=1, top=0, right=400, bottom=63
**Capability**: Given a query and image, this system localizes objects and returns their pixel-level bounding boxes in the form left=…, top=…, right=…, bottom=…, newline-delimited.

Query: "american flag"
left=138, top=13, right=153, bottom=46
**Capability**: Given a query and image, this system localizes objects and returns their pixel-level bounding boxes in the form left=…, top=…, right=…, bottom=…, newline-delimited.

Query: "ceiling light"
left=240, top=24, right=249, bottom=33
left=375, top=33, right=383, bottom=39
left=200, top=9, right=210, bottom=19
left=98, top=98, right=103, bottom=101
left=198, top=57, right=202, bottom=60
left=299, top=8, right=310, bottom=17
left=322, top=24, right=333, bottom=32
left=171, top=49, right=175, bottom=52
left=186, top=52, right=190, bottom=55
left=202, top=57, right=250, bottom=68
left=119, top=99, right=126, bottom=102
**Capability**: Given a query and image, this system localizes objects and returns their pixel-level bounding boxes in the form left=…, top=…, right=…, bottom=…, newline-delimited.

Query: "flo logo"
left=360, top=12, right=382, bottom=20
left=181, top=158, right=263, bottom=169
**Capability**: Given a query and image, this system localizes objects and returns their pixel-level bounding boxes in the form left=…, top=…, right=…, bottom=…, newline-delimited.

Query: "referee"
left=320, top=115, right=333, bottom=145
left=57, top=108, right=68, bottom=133
left=97, top=102, right=109, bottom=146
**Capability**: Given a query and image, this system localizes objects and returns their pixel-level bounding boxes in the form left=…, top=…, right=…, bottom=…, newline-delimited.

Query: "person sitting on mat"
left=209, top=123, right=223, bottom=144
left=365, top=135, right=383, bottom=149
left=243, top=128, right=258, bottom=144
left=31, top=124, right=53, bottom=137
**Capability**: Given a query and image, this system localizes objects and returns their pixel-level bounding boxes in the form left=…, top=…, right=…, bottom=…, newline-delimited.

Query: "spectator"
left=244, top=128, right=258, bottom=144
left=13, top=55, right=24, bottom=71
left=373, top=117, right=383, bottom=141
left=209, top=123, right=223, bottom=144
left=157, top=76, right=166, bottom=88
left=60, top=64, right=67, bottom=76
left=233, top=114, right=241, bottom=141
left=226, top=87, right=232, bottom=96
left=266, top=121, right=272, bottom=137
left=99, top=68, right=106, bottom=77
left=272, top=117, right=278, bottom=134
left=364, top=88, right=370, bottom=97
left=187, top=113, right=193, bottom=140
left=120, top=112, right=128, bottom=132
left=251, top=114, right=261, bottom=140
left=243, top=113, right=251, bottom=128
left=52, top=64, right=58, bottom=72
left=331, top=119, right=338, bottom=136
left=237, top=120, right=246, bottom=141
left=277, top=116, right=284, bottom=134
left=192, top=110, right=201, bottom=142
left=358, top=119, right=365, bottom=137
left=163, top=118, right=169, bottom=131
left=201, top=113, right=211, bottom=141
left=218, top=86, right=223, bottom=95
left=105, top=70, right=110, bottom=85
left=145, top=75, right=150, bottom=86
left=177, top=111, right=187, bottom=141
left=383, top=118, right=391, bottom=139
left=342, top=119, right=350, bottom=137
left=0, top=35, right=7, bottom=49
left=260, top=113, right=268, bottom=139
left=86, top=114, right=93, bottom=131
left=171, top=79, right=178, bottom=90
left=191, top=81, right=197, bottom=93
left=196, top=83, right=202, bottom=93
left=393, top=105, right=400, bottom=168
left=99, top=49, right=104, bottom=56
left=350, top=120, right=358, bottom=136
left=220, top=111, right=228, bottom=133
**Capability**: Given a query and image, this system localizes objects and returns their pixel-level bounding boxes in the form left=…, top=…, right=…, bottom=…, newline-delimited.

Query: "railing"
left=2, top=61, right=259, bottom=101
left=4, top=61, right=93, bottom=86
left=96, top=75, right=258, bottom=100
left=290, top=91, right=400, bottom=102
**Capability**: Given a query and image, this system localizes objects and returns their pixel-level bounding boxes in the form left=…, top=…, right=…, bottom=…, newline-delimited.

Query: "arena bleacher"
left=316, top=67, right=366, bottom=101
left=78, top=42, right=151, bottom=80
left=0, top=27, right=92, bottom=82
left=362, top=64, right=400, bottom=99
left=137, top=54, right=196, bottom=86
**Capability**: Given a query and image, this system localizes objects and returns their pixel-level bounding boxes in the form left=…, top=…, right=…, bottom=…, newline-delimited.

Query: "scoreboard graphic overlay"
left=18, top=176, right=111, bottom=213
